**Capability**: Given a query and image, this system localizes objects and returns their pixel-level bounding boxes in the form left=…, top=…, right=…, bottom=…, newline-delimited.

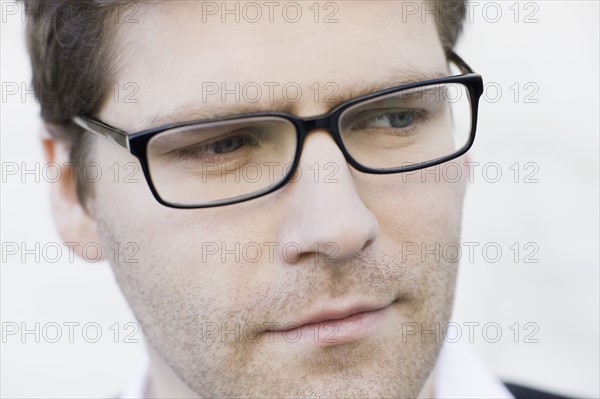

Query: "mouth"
left=264, top=301, right=395, bottom=347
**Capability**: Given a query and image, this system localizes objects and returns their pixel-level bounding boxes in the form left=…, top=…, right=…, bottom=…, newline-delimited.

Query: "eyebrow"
left=138, top=69, right=449, bottom=131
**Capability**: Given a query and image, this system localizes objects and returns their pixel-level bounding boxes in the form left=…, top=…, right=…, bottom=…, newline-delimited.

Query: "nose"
left=277, top=130, right=379, bottom=263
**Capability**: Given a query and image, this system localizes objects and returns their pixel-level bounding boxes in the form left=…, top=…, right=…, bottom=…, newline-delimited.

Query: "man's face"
left=87, top=2, right=467, bottom=397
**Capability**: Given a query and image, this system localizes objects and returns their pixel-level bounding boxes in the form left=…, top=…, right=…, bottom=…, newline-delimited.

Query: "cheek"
left=88, top=138, right=284, bottom=318
left=356, top=160, right=468, bottom=243
left=355, top=161, right=467, bottom=306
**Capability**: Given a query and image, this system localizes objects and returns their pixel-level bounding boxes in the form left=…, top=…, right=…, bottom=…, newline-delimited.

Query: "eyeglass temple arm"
left=448, top=51, right=474, bottom=74
left=72, top=116, right=130, bottom=150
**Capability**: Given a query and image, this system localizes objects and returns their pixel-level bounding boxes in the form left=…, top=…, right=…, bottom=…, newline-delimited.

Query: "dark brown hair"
left=25, top=0, right=467, bottom=205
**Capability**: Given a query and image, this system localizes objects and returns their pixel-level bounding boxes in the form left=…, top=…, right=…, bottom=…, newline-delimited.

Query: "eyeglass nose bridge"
left=297, top=108, right=348, bottom=143
left=292, top=112, right=352, bottom=166
left=304, top=112, right=335, bottom=129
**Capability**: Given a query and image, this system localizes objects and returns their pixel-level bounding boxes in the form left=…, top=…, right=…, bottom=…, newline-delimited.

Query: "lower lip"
left=267, top=305, right=392, bottom=347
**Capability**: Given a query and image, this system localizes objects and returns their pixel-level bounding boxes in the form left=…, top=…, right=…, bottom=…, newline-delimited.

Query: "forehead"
left=101, top=1, right=446, bottom=130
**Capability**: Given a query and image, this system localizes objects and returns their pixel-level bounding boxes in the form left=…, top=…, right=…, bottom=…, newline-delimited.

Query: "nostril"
left=362, top=237, right=375, bottom=252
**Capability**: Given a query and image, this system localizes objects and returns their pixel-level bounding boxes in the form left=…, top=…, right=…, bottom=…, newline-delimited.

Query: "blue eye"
left=210, top=135, right=257, bottom=154
left=169, top=132, right=261, bottom=164
left=374, top=111, right=414, bottom=128
left=355, top=110, right=415, bottom=129
left=348, top=109, right=423, bottom=135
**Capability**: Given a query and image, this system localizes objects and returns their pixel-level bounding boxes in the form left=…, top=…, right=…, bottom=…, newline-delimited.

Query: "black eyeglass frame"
left=73, top=52, right=484, bottom=209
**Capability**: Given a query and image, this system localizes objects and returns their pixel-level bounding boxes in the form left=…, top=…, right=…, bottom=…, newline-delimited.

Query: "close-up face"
left=76, top=2, right=469, bottom=397
left=39, top=2, right=468, bottom=397
left=5, top=1, right=600, bottom=398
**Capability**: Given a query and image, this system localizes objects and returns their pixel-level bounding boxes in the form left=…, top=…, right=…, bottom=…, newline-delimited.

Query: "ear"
left=41, top=125, right=103, bottom=260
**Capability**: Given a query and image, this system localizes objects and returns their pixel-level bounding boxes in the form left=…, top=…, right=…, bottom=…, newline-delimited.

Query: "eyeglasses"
left=73, top=52, right=483, bottom=209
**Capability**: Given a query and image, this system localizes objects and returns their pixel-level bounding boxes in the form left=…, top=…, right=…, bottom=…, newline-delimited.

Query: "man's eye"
left=351, top=109, right=420, bottom=134
left=174, top=133, right=259, bottom=160
left=210, top=135, right=255, bottom=154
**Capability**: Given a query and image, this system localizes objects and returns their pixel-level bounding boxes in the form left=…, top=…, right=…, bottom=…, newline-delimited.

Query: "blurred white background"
left=1, top=1, right=599, bottom=397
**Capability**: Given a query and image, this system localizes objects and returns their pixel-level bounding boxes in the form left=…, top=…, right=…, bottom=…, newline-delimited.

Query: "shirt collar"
left=435, top=340, right=515, bottom=398
left=120, top=351, right=149, bottom=399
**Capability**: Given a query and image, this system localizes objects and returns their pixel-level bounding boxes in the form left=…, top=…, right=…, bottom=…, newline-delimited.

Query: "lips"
left=264, top=301, right=394, bottom=346
left=271, top=303, right=391, bottom=331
